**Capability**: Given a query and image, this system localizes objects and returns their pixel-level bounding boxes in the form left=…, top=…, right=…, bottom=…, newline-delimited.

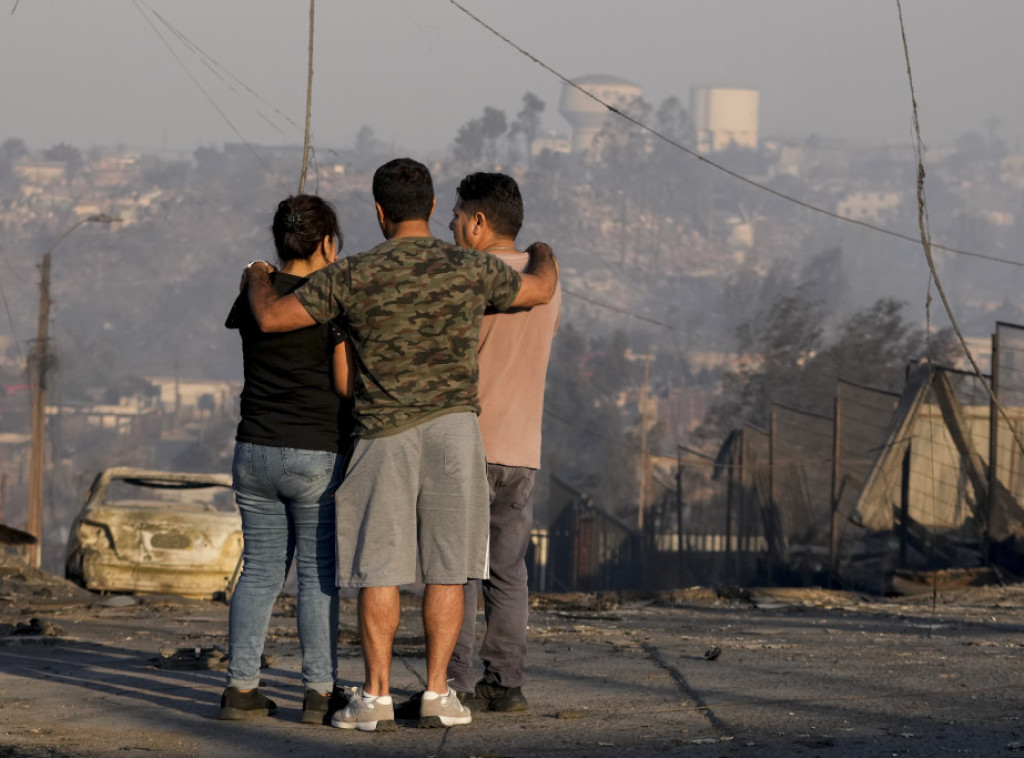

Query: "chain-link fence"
left=831, top=380, right=901, bottom=585
left=542, top=323, right=1024, bottom=593
left=991, top=324, right=1024, bottom=530
left=766, top=404, right=833, bottom=577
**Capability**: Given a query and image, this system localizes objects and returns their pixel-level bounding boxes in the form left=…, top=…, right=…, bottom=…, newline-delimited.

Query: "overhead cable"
left=428, top=211, right=679, bottom=328
left=142, top=1, right=359, bottom=178
left=448, top=0, right=1023, bottom=270
left=561, top=287, right=676, bottom=330
left=0, top=248, right=24, bottom=358
left=896, top=0, right=1024, bottom=459
left=543, top=407, right=633, bottom=450
left=133, top=1, right=286, bottom=191
left=141, top=1, right=293, bottom=136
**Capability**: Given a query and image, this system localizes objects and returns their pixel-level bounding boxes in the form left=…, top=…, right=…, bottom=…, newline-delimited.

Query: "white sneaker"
left=330, top=687, right=396, bottom=732
left=418, top=688, right=472, bottom=728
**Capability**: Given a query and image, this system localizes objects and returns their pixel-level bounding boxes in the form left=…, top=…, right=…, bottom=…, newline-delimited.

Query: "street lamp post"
left=26, top=214, right=119, bottom=568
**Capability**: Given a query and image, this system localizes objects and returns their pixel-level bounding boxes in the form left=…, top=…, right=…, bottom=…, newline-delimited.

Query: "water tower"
left=559, top=74, right=642, bottom=154
left=690, top=86, right=759, bottom=153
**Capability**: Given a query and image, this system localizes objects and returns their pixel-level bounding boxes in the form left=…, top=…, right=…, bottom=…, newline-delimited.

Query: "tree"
left=140, top=156, right=190, bottom=189
left=809, top=298, right=957, bottom=398
left=0, top=156, right=14, bottom=187
left=452, top=107, right=507, bottom=170
left=0, top=137, right=28, bottom=162
left=349, top=125, right=388, bottom=172
left=542, top=324, right=640, bottom=519
left=799, top=246, right=844, bottom=309
left=0, top=138, right=28, bottom=186
left=654, top=96, right=693, bottom=146
left=695, top=291, right=958, bottom=447
left=510, top=92, right=545, bottom=168
left=354, top=125, right=381, bottom=154
left=694, top=285, right=825, bottom=443
left=44, top=142, right=83, bottom=177
left=56, top=334, right=126, bottom=403
left=480, top=107, right=508, bottom=168
left=453, top=118, right=485, bottom=167
left=588, top=95, right=652, bottom=169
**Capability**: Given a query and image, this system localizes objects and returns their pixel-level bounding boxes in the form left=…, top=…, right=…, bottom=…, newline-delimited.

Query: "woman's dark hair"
left=271, top=194, right=342, bottom=262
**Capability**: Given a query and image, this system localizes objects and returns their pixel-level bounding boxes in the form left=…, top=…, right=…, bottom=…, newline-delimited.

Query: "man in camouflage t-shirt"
left=294, top=233, right=521, bottom=437
left=244, top=158, right=559, bottom=730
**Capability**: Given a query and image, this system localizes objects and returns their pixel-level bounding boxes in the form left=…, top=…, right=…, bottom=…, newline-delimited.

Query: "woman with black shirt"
left=219, top=195, right=353, bottom=725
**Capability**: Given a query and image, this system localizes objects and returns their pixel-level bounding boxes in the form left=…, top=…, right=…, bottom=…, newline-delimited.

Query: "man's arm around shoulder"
left=510, top=242, right=559, bottom=308
left=245, top=261, right=316, bottom=332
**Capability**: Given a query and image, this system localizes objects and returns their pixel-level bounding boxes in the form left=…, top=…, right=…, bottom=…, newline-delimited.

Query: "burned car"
left=65, top=467, right=241, bottom=599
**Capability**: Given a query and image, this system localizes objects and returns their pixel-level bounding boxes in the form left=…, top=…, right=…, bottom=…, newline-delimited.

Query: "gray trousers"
left=447, top=463, right=535, bottom=691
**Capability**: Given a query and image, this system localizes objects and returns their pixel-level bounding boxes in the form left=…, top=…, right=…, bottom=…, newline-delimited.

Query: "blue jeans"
left=227, top=442, right=344, bottom=692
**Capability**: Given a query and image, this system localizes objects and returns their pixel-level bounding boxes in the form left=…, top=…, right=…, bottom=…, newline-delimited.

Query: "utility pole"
left=26, top=214, right=119, bottom=567
left=298, top=0, right=315, bottom=193
left=675, top=447, right=683, bottom=582
left=25, top=251, right=51, bottom=568
left=637, top=351, right=653, bottom=531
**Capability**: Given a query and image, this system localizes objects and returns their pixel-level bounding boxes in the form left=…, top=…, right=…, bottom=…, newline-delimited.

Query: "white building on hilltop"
left=691, top=86, right=759, bottom=154
left=559, top=74, right=642, bottom=154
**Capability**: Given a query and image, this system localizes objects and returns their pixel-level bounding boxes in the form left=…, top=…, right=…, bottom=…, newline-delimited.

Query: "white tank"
left=690, top=86, right=759, bottom=153
left=559, top=75, right=642, bottom=153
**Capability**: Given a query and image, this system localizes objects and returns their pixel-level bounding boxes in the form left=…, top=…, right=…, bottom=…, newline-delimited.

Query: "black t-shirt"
left=226, top=272, right=354, bottom=453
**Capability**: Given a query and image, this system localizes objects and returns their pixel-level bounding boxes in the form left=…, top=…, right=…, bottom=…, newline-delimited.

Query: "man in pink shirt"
left=446, top=172, right=561, bottom=712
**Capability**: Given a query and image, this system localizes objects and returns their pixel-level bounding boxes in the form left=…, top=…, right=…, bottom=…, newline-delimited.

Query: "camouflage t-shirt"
left=294, top=236, right=522, bottom=438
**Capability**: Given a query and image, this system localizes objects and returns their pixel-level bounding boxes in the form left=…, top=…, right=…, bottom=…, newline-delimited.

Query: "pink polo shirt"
left=476, top=251, right=561, bottom=469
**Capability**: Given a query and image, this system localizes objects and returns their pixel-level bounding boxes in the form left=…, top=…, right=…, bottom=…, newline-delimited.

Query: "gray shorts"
left=335, top=412, right=490, bottom=587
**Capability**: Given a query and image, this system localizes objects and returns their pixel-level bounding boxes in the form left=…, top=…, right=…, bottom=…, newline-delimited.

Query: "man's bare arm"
left=510, top=242, right=559, bottom=308
left=245, top=261, right=316, bottom=332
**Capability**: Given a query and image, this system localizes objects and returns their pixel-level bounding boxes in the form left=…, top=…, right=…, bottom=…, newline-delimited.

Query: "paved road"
left=2, top=562, right=1023, bottom=757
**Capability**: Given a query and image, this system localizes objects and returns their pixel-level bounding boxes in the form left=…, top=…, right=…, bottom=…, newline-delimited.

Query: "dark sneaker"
left=301, top=686, right=351, bottom=725
left=475, top=681, right=529, bottom=712
left=418, top=688, right=472, bottom=728
left=218, top=686, right=277, bottom=720
left=330, top=688, right=397, bottom=732
left=456, top=689, right=484, bottom=711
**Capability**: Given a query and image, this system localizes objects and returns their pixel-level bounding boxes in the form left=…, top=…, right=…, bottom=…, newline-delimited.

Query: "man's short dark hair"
left=455, top=172, right=524, bottom=239
left=372, top=158, right=434, bottom=223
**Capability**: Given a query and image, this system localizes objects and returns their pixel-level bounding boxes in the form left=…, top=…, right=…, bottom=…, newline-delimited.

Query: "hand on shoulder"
left=240, top=260, right=276, bottom=292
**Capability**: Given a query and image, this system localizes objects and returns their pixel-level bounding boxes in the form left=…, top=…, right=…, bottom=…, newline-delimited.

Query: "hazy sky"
left=3, top=1, right=1024, bottom=156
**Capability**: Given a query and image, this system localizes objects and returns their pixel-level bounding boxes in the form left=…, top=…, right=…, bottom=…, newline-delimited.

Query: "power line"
left=447, top=0, right=1024, bottom=271
left=141, top=1, right=295, bottom=136
left=427, top=209, right=678, bottom=328
left=0, top=248, right=24, bottom=359
left=896, top=1, right=1024, bottom=460
left=543, top=407, right=633, bottom=450
left=137, top=1, right=750, bottom=336
left=561, top=287, right=676, bottom=330
left=133, top=1, right=286, bottom=192
left=140, top=1, right=357, bottom=184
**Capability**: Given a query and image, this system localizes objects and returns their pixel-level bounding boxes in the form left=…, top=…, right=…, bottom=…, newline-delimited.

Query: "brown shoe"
left=301, top=686, right=351, bottom=725
left=475, top=680, right=528, bottom=712
left=218, top=686, right=277, bottom=720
